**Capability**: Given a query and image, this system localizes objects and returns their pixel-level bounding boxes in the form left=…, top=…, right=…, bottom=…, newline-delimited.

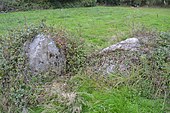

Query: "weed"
left=0, top=23, right=86, bottom=112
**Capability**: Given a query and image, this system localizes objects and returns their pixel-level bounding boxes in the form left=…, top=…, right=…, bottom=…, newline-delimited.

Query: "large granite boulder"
left=25, top=34, right=66, bottom=74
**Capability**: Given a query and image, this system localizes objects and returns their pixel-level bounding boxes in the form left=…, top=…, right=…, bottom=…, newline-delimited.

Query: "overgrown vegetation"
left=0, top=6, right=169, bottom=113
left=0, top=24, right=86, bottom=112
left=0, top=22, right=169, bottom=112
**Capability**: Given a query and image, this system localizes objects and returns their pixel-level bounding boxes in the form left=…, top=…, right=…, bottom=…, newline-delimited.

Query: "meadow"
left=0, top=6, right=170, bottom=48
left=0, top=6, right=170, bottom=113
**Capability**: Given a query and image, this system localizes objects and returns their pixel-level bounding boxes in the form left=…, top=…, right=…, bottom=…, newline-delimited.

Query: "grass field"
left=0, top=6, right=170, bottom=113
left=0, top=6, right=170, bottom=48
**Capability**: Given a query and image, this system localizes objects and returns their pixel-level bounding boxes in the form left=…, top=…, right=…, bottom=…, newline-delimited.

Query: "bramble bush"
left=0, top=23, right=86, bottom=112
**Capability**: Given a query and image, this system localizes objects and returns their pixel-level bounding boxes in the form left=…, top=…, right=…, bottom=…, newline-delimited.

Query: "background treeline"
left=0, top=0, right=96, bottom=12
left=97, top=0, right=170, bottom=6
left=0, top=0, right=170, bottom=12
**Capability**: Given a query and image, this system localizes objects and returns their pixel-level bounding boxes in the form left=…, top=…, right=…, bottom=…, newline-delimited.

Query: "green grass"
left=84, top=89, right=164, bottom=113
left=72, top=75, right=166, bottom=113
left=0, top=6, right=169, bottom=113
left=31, top=75, right=165, bottom=113
left=0, top=6, right=170, bottom=48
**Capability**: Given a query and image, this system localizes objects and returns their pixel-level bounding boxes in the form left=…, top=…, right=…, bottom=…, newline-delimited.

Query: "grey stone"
left=88, top=38, right=142, bottom=76
left=25, top=34, right=66, bottom=74
left=100, top=38, right=141, bottom=53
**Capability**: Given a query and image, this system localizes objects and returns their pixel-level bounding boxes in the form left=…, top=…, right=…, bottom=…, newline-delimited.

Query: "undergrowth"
left=0, top=23, right=169, bottom=113
left=0, top=24, right=86, bottom=112
left=68, top=75, right=165, bottom=113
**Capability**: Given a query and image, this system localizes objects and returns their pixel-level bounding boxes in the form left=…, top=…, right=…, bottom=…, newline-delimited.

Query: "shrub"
left=52, top=29, right=86, bottom=75
left=0, top=23, right=86, bottom=112
left=0, top=24, right=50, bottom=112
left=0, top=0, right=53, bottom=12
left=0, top=0, right=97, bottom=12
left=81, top=0, right=97, bottom=7
left=84, top=27, right=169, bottom=107
left=97, top=0, right=170, bottom=6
